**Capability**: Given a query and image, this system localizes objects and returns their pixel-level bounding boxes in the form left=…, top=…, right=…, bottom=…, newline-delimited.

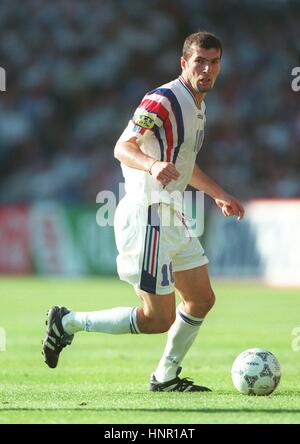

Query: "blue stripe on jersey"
left=153, top=125, right=165, bottom=161
left=149, top=87, right=184, bottom=164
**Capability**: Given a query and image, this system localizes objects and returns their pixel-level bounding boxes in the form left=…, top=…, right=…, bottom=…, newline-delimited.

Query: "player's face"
left=181, top=45, right=221, bottom=93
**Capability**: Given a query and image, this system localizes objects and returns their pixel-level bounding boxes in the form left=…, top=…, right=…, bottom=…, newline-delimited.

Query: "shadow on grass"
left=1, top=407, right=300, bottom=414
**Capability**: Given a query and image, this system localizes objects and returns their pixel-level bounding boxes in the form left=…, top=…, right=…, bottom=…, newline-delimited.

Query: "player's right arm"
left=114, top=91, right=180, bottom=186
left=114, top=137, right=180, bottom=187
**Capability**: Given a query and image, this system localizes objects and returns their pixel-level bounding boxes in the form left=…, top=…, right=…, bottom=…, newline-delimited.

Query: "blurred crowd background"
left=0, top=0, right=299, bottom=204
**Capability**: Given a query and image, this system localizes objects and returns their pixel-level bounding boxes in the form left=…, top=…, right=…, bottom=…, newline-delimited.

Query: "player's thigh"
left=136, top=288, right=176, bottom=332
left=114, top=198, right=146, bottom=285
left=174, top=265, right=215, bottom=314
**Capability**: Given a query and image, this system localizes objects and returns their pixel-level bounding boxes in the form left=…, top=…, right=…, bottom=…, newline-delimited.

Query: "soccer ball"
left=231, top=348, right=281, bottom=395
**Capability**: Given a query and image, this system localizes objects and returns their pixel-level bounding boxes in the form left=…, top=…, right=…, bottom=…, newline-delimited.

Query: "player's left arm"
left=189, top=164, right=245, bottom=220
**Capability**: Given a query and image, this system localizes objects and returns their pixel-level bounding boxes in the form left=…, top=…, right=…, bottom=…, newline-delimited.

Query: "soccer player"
left=43, top=31, right=244, bottom=392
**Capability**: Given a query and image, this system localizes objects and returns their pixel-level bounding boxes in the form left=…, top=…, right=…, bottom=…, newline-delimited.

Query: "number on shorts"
left=161, top=263, right=174, bottom=286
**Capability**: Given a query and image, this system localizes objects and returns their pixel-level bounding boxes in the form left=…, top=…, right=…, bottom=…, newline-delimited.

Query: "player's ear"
left=180, top=56, right=187, bottom=71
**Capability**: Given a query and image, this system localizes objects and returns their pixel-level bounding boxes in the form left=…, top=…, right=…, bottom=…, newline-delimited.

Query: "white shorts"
left=114, top=197, right=209, bottom=295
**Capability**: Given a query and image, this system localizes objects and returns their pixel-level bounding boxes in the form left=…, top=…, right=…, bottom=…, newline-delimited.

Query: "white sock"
left=62, top=307, right=140, bottom=335
left=154, top=304, right=203, bottom=382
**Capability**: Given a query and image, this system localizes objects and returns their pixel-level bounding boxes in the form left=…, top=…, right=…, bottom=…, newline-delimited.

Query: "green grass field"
left=0, top=276, right=300, bottom=424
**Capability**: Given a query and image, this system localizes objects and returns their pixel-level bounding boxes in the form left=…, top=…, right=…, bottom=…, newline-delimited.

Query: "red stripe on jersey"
left=150, top=228, right=158, bottom=276
left=164, top=118, right=173, bottom=162
left=140, top=97, right=174, bottom=162
left=140, top=97, right=169, bottom=122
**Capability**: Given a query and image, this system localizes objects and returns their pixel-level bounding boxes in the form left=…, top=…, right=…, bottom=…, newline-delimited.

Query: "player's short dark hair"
left=182, top=31, right=222, bottom=60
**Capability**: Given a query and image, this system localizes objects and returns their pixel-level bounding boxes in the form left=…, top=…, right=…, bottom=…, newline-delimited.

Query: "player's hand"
left=215, top=194, right=245, bottom=221
left=150, top=161, right=180, bottom=187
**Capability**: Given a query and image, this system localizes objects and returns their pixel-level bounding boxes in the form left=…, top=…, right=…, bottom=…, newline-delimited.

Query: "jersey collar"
left=178, top=75, right=203, bottom=109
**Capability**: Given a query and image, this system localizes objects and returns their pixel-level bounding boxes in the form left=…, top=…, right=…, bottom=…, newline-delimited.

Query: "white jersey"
left=117, top=76, right=206, bottom=207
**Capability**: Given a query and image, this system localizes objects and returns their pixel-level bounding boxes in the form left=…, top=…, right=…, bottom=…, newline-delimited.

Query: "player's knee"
left=185, top=290, right=216, bottom=317
left=206, top=290, right=216, bottom=310
left=201, top=289, right=215, bottom=313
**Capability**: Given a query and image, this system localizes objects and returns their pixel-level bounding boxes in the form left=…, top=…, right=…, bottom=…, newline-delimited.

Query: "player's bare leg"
left=138, top=279, right=212, bottom=392
left=152, top=265, right=214, bottom=390
left=174, top=264, right=215, bottom=318
left=42, top=291, right=175, bottom=368
left=42, top=267, right=213, bottom=392
left=135, top=290, right=176, bottom=334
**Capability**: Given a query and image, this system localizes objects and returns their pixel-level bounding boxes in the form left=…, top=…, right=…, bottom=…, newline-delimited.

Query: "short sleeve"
left=117, top=92, right=169, bottom=144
